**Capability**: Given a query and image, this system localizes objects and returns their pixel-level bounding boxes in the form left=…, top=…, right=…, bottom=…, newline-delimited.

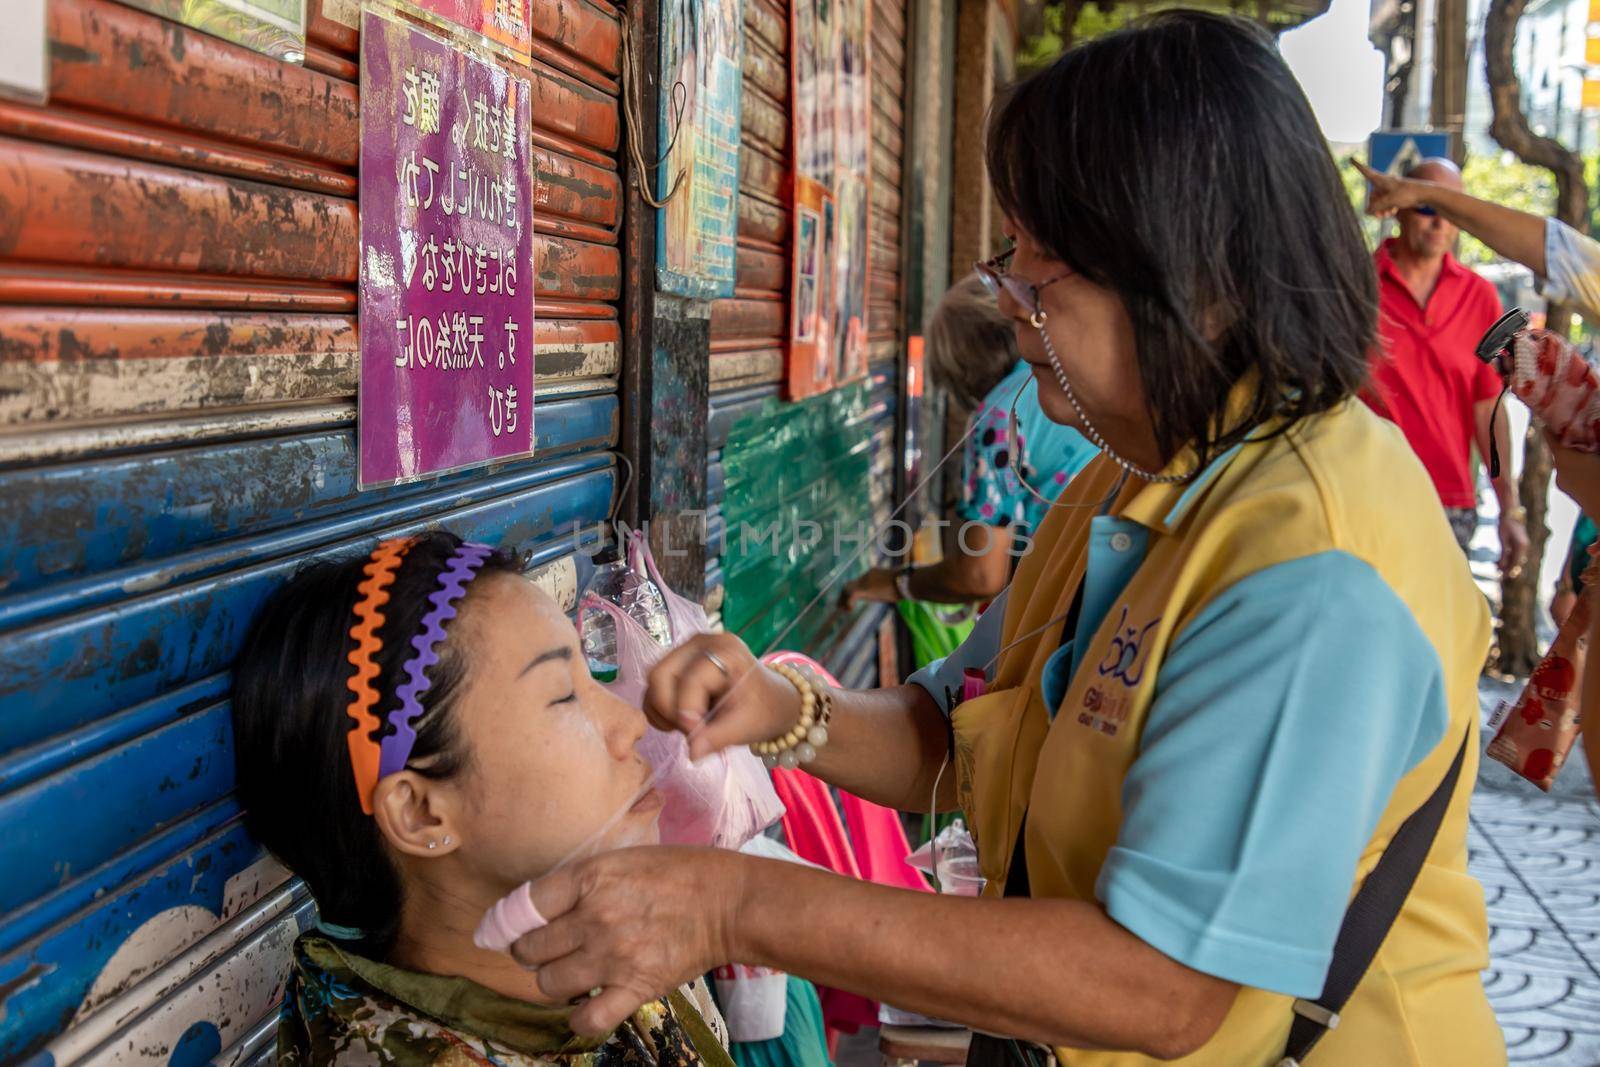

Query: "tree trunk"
left=1484, top=0, right=1589, bottom=676
left=1496, top=425, right=1554, bottom=674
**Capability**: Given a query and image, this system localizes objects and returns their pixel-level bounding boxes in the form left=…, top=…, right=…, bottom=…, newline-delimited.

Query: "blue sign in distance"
left=1367, top=130, right=1452, bottom=175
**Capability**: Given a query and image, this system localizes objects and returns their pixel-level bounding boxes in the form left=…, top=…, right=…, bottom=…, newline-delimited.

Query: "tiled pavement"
left=1474, top=677, right=1600, bottom=1065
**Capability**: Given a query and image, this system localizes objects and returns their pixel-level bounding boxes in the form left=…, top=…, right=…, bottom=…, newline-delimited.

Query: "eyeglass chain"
left=1031, top=308, right=1189, bottom=486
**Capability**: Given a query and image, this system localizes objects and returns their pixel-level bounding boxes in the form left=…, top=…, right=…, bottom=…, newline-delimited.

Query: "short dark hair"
left=231, top=531, right=520, bottom=955
left=986, top=11, right=1377, bottom=471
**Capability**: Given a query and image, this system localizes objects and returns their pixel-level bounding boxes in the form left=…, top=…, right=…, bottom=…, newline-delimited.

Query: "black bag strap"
left=1278, top=728, right=1470, bottom=1066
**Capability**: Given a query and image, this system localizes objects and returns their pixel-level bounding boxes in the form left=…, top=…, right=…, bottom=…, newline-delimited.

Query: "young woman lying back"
left=233, top=532, right=728, bottom=1065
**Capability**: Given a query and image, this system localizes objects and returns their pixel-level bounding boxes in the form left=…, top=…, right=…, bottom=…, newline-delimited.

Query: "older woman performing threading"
left=491, top=15, right=1505, bottom=1067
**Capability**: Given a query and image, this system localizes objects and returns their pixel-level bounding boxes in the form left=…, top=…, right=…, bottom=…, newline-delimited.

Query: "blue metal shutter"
left=0, top=0, right=624, bottom=1062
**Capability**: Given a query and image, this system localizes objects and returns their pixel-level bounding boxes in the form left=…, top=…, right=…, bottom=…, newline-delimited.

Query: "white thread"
left=1005, top=373, right=1130, bottom=515
left=545, top=348, right=1164, bottom=878
left=396, top=384, right=1150, bottom=934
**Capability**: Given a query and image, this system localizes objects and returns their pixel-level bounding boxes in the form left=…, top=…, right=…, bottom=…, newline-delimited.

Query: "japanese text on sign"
left=358, top=10, right=535, bottom=489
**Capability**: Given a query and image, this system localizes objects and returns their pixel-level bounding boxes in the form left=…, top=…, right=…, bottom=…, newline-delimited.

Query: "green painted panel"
left=718, top=384, right=882, bottom=656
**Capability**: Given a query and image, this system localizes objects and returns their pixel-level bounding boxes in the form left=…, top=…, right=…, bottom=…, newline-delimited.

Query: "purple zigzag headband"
left=377, top=541, right=494, bottom=780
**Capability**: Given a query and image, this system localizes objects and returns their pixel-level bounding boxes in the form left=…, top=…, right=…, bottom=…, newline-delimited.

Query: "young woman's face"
left=440, top=574, right=662, bottom=889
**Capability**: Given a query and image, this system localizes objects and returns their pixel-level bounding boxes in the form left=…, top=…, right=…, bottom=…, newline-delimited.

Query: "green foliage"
left=1017, top=1, right=1187, bottom=71
left=1016, top=2, right=1071, bottom=72
left=1018, top=0, right=1319, bottom=72
left=1587, top=154, right=1600, bottom=235
left=1457, top=154, right=1555, bottom=266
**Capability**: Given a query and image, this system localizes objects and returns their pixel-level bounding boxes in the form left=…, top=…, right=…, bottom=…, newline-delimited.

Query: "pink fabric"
left=770, top=768, right=876, bottom=1034
left=839, top=792, right=933, bottom=893
left=769, top=766, right=862, bottom=881
left=761, top=651, right=932, bottom=1031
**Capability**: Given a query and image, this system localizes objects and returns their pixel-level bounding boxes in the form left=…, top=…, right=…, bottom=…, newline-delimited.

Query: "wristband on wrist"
left=753, top=663, right=833, bottom=770
left=894, top=566, right=915, bottom=601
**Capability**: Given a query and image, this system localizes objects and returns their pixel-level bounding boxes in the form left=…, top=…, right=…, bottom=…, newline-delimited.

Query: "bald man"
left=1362, top=158, right=1530, bottom=570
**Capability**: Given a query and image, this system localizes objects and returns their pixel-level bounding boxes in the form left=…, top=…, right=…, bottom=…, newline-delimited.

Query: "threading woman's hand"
left=642, top=632, right=803, bottom=761
left=510, top=846, right=748, bottom=1036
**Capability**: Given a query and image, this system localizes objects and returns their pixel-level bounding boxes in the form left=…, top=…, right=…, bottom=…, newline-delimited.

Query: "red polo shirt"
left=1362, top=239, right=1504, bottom=508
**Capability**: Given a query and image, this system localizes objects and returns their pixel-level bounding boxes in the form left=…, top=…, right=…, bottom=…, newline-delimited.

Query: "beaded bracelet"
left=753, top=662, right=833, bottom=769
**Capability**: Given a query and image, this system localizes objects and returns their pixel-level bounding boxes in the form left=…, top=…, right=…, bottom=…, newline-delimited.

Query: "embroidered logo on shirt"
left=1078, top=685, right=1130, bottom=736
left=1097, top=605, right=1160, bottom=687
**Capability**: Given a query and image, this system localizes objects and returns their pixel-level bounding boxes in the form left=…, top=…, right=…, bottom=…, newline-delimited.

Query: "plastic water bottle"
left=580, top=560, right=672, bottom=682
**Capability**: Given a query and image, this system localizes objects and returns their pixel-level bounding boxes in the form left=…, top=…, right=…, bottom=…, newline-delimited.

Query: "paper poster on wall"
left=405, top=0, right=534, bottom=61
left=0, top=0, right=48, bottom=104
left=788, top=178, right=835, bottom=397
left=788, top=0, right=871, bottom=398
left=902, top=334, right=924, bottom=497
left=793, top=0, right=836, bottom=186
left=116, top=0, right=307, bottom=62
left=358, top=9, right=535, bottom=489
left=787, top=0, right=836, bottom=399
left=831, top=0, right=872, bottom=385
left=656, top=0, right=744, bottom=298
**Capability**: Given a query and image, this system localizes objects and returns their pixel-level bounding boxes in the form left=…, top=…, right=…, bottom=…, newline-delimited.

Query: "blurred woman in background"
left=845, top=274, right=1096, bottom=606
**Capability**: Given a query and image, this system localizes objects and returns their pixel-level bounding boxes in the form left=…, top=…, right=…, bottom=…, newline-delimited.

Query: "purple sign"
left=359, top=10, right=535, bottom=489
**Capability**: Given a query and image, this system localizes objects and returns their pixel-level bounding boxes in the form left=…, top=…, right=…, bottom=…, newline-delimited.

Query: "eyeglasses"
left=1411, top=205, right=1438, bottom=217
left=974, top=246, right=1076, bottom=322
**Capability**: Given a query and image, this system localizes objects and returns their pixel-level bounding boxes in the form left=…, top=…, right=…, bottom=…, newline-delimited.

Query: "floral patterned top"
left=279, top=934, right=733, bottom=1067
left=957, top=361, right=1098, bottom=540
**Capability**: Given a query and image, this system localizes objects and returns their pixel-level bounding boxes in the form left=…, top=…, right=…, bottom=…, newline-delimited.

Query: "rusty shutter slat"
left=51, top=0, right=360, bottom=168
left=709, top=2, right=794, bottom=393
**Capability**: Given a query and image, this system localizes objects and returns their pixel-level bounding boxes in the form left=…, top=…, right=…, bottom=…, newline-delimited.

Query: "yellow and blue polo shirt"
left=909, top=394, right=1503, bottom=1066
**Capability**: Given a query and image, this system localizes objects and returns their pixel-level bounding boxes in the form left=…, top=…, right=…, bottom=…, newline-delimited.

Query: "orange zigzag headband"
left=345, top=537, right=413, bottom=814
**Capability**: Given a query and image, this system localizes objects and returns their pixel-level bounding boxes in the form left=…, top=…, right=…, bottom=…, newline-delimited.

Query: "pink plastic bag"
left=579, top=532, right=784, bottom=850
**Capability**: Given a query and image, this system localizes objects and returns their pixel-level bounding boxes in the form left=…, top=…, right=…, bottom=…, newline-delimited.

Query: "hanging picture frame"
left=656, top=0, right=744, bottom=298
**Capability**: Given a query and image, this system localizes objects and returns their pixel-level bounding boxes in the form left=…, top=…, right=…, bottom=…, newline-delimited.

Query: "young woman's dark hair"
left=986, top=10, right=1377, bottom=471
left=232, top=531, right=521, bottom=955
